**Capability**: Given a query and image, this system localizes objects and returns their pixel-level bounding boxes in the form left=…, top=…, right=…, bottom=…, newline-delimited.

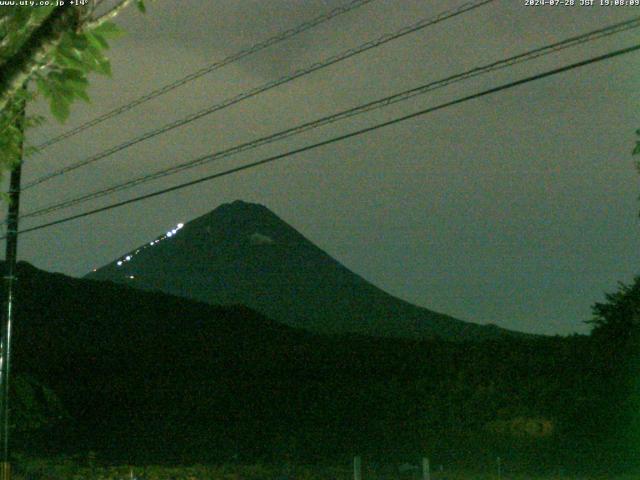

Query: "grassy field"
left=9, top=458, right=639, bottom=480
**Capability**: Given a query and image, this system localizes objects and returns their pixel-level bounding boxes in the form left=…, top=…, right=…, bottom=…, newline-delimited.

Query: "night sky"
left=7, top=0, right=640, bottom=335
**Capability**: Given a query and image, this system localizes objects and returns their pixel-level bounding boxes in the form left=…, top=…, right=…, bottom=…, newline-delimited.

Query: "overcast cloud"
left=8, top=0, right=640, bottom=335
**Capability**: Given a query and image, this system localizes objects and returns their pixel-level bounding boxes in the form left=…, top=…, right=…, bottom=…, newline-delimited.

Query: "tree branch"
left=0, top=5, right=84, bottom=114
left=86, top=0, right=135, bottom=29
left=0, top=8, right=56, bottom=67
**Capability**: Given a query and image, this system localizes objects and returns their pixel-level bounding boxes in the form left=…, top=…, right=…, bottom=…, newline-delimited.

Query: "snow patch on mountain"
left=249, top=232, right=275, bottom=245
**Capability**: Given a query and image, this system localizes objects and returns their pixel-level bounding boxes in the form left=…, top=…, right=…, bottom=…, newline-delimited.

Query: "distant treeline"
left=4, top=263, right=639, bottom=475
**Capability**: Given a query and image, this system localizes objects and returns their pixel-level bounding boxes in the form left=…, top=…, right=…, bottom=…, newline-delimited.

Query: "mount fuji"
left=86, top=200, right=519, bottom=341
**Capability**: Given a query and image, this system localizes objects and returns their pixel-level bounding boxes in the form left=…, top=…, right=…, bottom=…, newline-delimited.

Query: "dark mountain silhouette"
left=1, top=262, right=611, bottom=472
left=86, top=200, right=519, bottom=341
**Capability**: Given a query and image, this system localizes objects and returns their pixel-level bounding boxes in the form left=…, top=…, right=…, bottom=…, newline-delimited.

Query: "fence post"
left=421, top=458, right=430, bottom=480
left=497, top=456, right=502, bottom=480
left=353, top=456, right=362, bottom=480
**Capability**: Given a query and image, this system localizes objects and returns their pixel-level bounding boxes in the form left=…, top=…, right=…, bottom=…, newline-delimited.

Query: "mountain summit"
left=86, top=200, right=517, bottom=340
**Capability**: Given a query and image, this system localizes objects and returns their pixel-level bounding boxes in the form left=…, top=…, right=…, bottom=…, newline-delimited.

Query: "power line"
left=20, top=14, right=640, bottom=220
left=22, top=0, right=495, bottom=190
left=33, top=0, right=378, bottom=150
left=10, top=42, right=640, bottom=238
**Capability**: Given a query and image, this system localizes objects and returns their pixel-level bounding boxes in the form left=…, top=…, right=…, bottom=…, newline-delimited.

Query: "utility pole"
left=0, top=90, right=26, bottom=480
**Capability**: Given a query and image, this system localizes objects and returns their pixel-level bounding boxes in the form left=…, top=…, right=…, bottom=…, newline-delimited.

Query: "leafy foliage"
left=633, top=129, right=640, bottom=156
left=586, top=277, right=640, bottom=472
left=33, top=21, right=125, bottom=122
left=634, top=129, right=640, bottom=216
left=0, top=89, right=29, bottom=171
left=6, top=261, right=614, bottom=473
left=136, top=0, right=147, bottom=14
left=0, top=6, right=57, bottom=64
left=0, top=2, right=150, bottom=185
left=589, top=276, right=640, bottom=343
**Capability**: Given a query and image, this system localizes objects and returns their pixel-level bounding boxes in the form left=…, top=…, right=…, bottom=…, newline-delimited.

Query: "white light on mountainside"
left=115, top=222, right=185, bottom=267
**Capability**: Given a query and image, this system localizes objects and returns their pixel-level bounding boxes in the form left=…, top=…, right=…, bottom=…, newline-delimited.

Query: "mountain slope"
left=86, top=200, right=519, bottom=341
left=10, top=261, right=314, bottom=460
left=8, top=262, right=592, bottom=467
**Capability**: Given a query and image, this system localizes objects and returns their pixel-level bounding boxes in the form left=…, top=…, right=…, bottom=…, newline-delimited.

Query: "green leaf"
left=633, top=142, right=640, bottom=156
left=81, top=41, right=108, bottom=71
left=75, top=89, right=91, bottom=103
left=35, top=77, right=52, bottom=99
left=86, top=31, right=109, bottom=51
left=51, top=82, right=75, bottom=103
left=47, top=70, right=66, bottom=83
left=66, top=78, right=89, bottom=92
left=24, top=115, right=45, bottom=129
left=23, top=145, right=40, bottom=158
left=94, top=57, right=112, bottom=76
left=136, top=0, right=147, bottom=13
left=69, top=32, right=88, bottom=50
left=61, top=68, right=85, bottom=81
left=79, top=48, right=103, bottom=73
left=57, top=31, right=74, bottom=50
left=55, top=44, right=87, bottom=70
left=50, top=97, right=70, bottom=122
left=90, top=21, right=126, bottom=39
